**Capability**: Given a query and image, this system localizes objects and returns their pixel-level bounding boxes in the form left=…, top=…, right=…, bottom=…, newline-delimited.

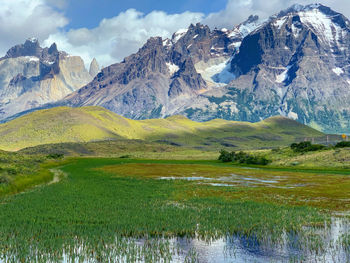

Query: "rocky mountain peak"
left=4, top=38, right=42, bottom=59
left=48, top=43, right=58, bottom=55
left=89, top=58, right=100, bottom=77
left=143, top=37, right=163, bottom=49
left=245, top=15, right=259, bottom=24
left=275, top=3, right=348, bottom=28
left=1, top=39, right=67, bottom=63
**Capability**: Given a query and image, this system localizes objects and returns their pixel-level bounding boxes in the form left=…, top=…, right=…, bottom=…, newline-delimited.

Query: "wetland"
left=1, top=158, right=350, bottom=262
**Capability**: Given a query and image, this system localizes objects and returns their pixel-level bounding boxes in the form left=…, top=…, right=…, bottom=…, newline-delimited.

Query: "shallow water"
left=171, top=218, right=350, bottom=263
left=2, top=218, right=348, bottom=263
left=159, top=173, right=307, bottom=189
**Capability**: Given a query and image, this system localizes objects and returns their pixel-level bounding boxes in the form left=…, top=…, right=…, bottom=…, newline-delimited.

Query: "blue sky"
left=64, top=0, right=228, bottom=29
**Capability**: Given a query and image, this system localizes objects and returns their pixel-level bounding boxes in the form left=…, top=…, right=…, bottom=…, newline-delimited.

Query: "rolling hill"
left=0, top=106, right=325, bottom=151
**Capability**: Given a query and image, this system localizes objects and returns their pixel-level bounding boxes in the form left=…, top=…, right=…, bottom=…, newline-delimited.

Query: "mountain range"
left=1, top=4, right=350, bottom=133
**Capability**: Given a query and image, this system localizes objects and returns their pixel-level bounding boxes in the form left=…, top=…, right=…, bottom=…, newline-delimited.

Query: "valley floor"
left=1, top=157, right=350, bottom=262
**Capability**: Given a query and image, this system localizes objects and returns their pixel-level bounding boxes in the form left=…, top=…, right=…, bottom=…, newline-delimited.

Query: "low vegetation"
left=0, top=151, right=57, bottom=197
left=290, top=141, right=326, bottom=153
left=335, top=141, right=350, bottom=148
left=218, top=150, right=270, bottom=165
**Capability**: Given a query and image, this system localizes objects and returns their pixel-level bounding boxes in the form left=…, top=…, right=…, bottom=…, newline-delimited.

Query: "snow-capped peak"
left=229, top=15, right=264, bottom=39
left=276, top=3, right=323, bottom=18
left=26, top=37, right=38, bottom=43
left=270, top=3, right=348, bottom=46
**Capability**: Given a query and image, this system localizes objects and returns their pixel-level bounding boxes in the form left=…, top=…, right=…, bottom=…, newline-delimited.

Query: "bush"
left=0, top=175, right=11, bottom=185
left=335, top=141, right=350, bottom=148
left=290, top=141, right=326, bottom=153
left=218, top=150, right=270, bottom=165
left=46, top=153, right=64, bottom=159
left=218, top=150, right=233, bottom=162
left=119, top=155, right=132, bottom=159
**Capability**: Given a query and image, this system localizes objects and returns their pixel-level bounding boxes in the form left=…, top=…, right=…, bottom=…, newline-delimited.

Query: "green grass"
left=1, top=158, right=344, bottom=262
left=0, top=106, right=326, bottom=151
left=0, top=151, right=58, bottom=197
left=250, top=146, right=350, bottom=169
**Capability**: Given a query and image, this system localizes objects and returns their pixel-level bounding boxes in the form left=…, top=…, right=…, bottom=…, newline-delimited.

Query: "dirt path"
left=48, top=168, right=67, bottom=185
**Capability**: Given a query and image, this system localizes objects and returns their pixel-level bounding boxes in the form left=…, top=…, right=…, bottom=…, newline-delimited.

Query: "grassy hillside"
left=0, top=106, right=325, bottom=151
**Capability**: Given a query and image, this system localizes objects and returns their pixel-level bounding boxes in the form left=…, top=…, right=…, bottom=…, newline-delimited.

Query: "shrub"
left=219, top=150, right=270, bottom=165
left=119, top=155, right=132, bottom=159
left=335, top=141, right=350, bottom=148
left=0, top=175, right=11, bottom=185
left=218, top=150, right=233, bottom=162
left=290, top=142, right=326, bottom=153
left=46, top=153, right=64, bottom=159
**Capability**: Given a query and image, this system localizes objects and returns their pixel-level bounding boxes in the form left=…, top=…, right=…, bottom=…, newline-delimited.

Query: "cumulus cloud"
left=44, top=9, right=203, bottom=68
left=2, top=0, right=350, bottom=69
left=0, top=0, right=68, bottom=56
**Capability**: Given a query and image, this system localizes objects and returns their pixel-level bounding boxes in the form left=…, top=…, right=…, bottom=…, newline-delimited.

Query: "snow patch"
left=163, top=38, right=172, bottom=47
left=274, top=17, right=287, bottom=29
left=27, top=37, right=38, bottom=43
left=173, top=28, right=188, bottom=43
left=333, top=67, right=344, bottom=76
left=276, top=66, right=290, bottom=83
left=299, top=9, right=345, bottom=46
left=291, top=24, right=301, bottom=38
left=24, top=56, right=39, bottom=62
left=166, top=62, right=179, bottom=76
left=228, top=18, right=266, bottom=39
left=195, top=58, right=235, bottom=85
left=229, top=41, right=242, bottom=49
left=288, top=111, right=298, bottom=120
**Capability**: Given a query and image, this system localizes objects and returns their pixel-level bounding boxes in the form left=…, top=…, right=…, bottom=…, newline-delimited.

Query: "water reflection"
left=1, top=218, right=349, bottom=263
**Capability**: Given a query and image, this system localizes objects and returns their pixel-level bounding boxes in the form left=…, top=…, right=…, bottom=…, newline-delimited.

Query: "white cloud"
left=44, top=9, right=203, bottom=68
left=0, top=0, right=68, bottom=56
left=1, top=0, right=350, bottom=70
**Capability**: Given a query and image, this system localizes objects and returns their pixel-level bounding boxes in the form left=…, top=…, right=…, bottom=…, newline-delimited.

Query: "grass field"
left=1, top=158, right=350, bottom=262
left=0, top=151, right=58, bottom=198
left=0, top=106, right=326, bottom=151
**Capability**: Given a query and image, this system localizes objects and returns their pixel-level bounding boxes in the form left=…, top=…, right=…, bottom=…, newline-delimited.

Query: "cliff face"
left=0, top=39, right=92, bottom=119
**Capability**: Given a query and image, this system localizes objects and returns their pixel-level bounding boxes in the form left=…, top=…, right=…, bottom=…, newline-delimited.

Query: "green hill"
left=0, top=106, right=325, bottom=151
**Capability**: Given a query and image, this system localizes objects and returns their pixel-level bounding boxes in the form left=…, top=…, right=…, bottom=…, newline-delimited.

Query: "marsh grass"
left=2, top=158, right=346, bottom=262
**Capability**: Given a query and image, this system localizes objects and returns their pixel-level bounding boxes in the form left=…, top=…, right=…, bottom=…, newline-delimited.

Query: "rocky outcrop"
left=0, top=39, right=92, bottom=119
left=89, top=58, right=100, bottom=77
